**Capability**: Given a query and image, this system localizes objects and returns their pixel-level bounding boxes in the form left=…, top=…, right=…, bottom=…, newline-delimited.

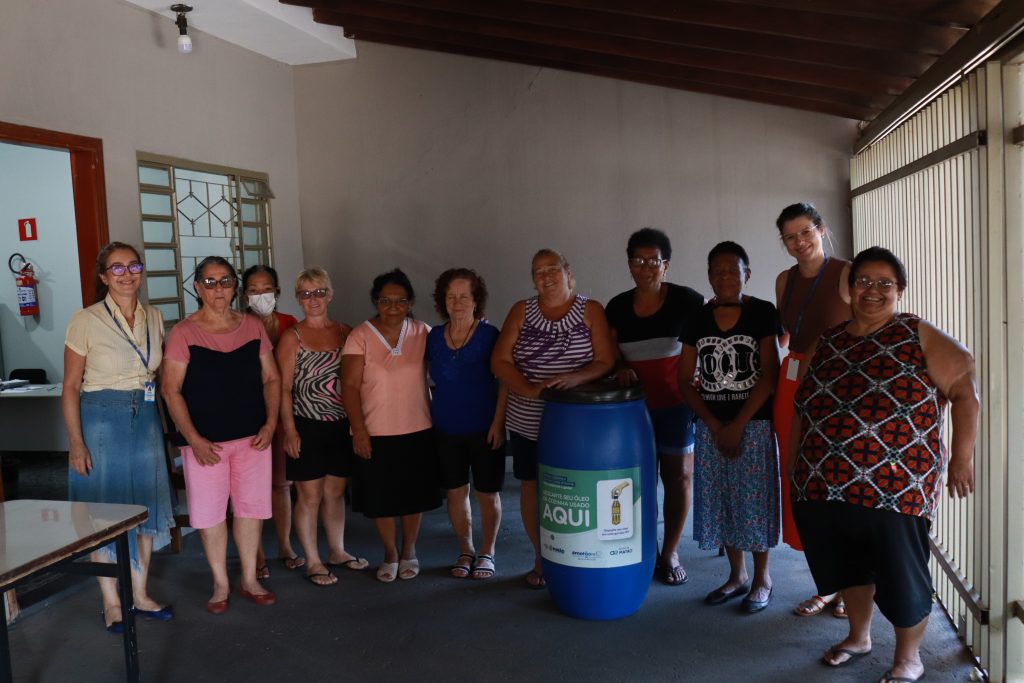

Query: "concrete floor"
left=8, top=480, right=978, bottom=683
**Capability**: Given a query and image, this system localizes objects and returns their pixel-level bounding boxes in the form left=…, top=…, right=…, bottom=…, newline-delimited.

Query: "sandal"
left=376, top=562, right=398, bottom=583
left=660, top=562, right=688, bottom=586
left=833, top=598, right=848, bottom=619
left=471, top=554, right=495, bottom=580
left=794, top=594, right=831, bottom=617
left=281, top=555, right=305, bottom=571
left=305, top=570, right=337, bottom=587
left=525, top=569, right=545, bottom=589
left=398, top=558, right=420, bottom=580
left=450, top=553, right=475, bottom=579
left=327, top=556, right=369, bottom=571
left=256, top=563, right=270, bottom=580
left=821, top=645, right=871, bottom=668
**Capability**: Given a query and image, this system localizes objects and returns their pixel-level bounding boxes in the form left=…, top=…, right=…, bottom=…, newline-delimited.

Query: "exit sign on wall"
left=18, top=218, right=37, bottom=241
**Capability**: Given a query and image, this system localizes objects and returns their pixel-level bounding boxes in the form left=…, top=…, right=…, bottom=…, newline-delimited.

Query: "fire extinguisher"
left=9, top=253, right=39, bottom=317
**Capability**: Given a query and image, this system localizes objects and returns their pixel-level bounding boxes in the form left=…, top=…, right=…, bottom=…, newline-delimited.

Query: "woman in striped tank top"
left=276, top=267, right=368, bottom=587
left=492, top=249, right=615, bottom=589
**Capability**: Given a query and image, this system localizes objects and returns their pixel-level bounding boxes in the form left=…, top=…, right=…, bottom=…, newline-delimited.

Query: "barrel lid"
left=540, top=381, right=646, bottom=404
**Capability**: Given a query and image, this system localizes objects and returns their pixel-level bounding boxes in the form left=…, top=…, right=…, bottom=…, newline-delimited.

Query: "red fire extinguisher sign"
left=18, top=218, right=37, bottom=241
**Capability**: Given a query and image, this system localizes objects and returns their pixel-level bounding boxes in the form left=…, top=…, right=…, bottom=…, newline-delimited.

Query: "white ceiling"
left=123, top=0, right=357, bottom=65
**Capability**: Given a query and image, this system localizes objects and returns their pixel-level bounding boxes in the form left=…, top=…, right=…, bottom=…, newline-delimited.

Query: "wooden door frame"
left=0, top=121, right=109, bottom=306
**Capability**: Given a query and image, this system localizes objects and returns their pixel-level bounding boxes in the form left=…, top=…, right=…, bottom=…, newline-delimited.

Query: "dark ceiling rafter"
left=281, top=0, right=1005, bottom=125
left=312, top=6, right=913, bottom=93
left=519, top=0, right=968, bottom=53
left=344, top=29, right=883, bottom=121
left=288, top=0, right=938, bottom=76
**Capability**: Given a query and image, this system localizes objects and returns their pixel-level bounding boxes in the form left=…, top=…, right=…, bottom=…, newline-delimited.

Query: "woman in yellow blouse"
left=62, top=242, right=176, bottom=633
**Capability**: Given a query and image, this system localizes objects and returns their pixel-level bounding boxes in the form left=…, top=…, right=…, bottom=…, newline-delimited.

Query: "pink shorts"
left=181, top=435, right=272, bottom=529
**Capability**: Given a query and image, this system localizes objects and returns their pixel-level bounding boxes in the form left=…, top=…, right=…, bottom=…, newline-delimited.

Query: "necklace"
left=446, top=320, right=477, bottom=357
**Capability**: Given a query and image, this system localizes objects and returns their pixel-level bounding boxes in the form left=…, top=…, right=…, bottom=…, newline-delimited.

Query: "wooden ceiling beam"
left=313, top=8, right=911, bottom=94
left=346, top=30, right=879, bottom=120
left=283, top=0, right=934, bottom=77
left=519, top=0, right=965, bottom=54
left=857, top=0, right=1024, bottom=151
left=717, top=0, right=999, bottom=27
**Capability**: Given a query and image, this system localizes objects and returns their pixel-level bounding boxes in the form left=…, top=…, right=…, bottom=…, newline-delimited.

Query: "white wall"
left=0, top=142, right=81, bottom=382
left=0, top=0, right=306, bottom=318
left=293, top=43, right=859, bottom=326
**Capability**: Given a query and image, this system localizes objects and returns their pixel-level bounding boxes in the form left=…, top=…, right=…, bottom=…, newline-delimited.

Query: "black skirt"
left=351, top=429, right=442, bottom=518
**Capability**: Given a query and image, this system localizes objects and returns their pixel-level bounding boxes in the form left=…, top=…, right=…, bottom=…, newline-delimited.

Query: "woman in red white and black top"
left=791, top=247, right=979, bottom=682
left=606, top=228, right=703, bottom=586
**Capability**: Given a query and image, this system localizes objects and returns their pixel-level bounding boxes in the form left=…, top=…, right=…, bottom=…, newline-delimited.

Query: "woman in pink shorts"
left=162, top=256, right=281, bottom=614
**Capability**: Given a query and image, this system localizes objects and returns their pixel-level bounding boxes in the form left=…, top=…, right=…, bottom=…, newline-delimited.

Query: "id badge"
left=144, top=381, right=156, bottom=403
left=785, top=357, right=800, bottom=382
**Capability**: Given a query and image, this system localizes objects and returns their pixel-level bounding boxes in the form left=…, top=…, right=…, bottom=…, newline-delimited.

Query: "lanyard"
left=782, top=254, right=829, bottom=342
left=103, top=302, right=151, bottom=372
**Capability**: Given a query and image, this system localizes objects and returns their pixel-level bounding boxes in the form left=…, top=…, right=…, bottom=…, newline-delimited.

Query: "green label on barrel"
left=538, top=465, right=642, bottom=569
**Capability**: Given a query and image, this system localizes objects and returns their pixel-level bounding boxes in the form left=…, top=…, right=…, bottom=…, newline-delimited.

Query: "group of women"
left=62, top=201, right=978, bottom=683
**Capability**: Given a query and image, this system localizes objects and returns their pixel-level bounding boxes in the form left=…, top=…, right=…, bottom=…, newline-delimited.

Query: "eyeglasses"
left=377, top=297, right=410, bottom=308
left=105, top=262, right=145, bottom=276
left=628, top=256, right=665, bottom=269
left=853, top=276, right=897, bottom=292
left=199, top=276, right=237, bottom=290
left=298, top=288, right=329, bottom=300
left=780, top=226, right=820, bottom=246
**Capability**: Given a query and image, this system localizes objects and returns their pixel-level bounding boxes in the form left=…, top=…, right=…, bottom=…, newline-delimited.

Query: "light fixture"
left=172, top=4, right=193, bottom=54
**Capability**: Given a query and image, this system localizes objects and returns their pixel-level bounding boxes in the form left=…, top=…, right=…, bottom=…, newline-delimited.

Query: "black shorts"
left=508, top=431, right=538, bottom=481
left=436, top=430, right=505, bottom=493
left=793, top=500, right=934, bottom=628
left=350, top=429, right=442, bottom=519
left=284, top=416, right=353, bottom=482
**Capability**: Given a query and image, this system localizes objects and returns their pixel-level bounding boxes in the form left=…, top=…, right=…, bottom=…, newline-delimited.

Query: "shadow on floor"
left=7, top=479, right=979, bottom=682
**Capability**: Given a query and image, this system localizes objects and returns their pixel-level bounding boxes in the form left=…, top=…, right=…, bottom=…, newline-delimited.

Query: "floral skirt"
left=694, top=419, right=780, bottom=553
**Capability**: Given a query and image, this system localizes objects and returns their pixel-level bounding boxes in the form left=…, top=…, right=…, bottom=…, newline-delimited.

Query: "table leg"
left=0, top=606, right=11, bottom=683
left=114, top=533, right=140, bottom=683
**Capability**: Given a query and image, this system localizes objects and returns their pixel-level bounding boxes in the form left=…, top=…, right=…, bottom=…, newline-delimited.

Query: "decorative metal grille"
left=137, top=155, right=272, bottom=324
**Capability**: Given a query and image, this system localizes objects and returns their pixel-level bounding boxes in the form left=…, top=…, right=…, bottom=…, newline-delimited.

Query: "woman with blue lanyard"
left=772, top=203, right=852, bottom=618
left=63, top=242, right=176, bottom=632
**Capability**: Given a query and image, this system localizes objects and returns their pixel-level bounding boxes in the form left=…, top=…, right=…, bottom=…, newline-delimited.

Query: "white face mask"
left=247, top=292, right=277, bottom=317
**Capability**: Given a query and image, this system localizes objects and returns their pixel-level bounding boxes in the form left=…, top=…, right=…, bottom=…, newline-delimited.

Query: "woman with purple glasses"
left=63, top=241, right=176, bottom=632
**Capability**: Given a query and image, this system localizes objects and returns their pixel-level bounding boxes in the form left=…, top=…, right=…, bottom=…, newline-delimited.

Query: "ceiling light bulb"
left=177, top=33, right=192, bottom=54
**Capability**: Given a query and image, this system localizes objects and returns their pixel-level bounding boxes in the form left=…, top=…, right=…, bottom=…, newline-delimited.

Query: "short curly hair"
left=432, top=268, right=489, bottom=321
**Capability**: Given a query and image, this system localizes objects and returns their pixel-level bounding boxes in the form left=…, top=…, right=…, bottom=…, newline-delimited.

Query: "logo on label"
left=697, top=335, right=761, bottom=392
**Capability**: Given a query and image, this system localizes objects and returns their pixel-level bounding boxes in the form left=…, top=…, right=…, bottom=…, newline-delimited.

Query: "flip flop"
left=450, top=553, right=475, bottom=579
left=281, top=555, right=305, bottom=571
left=305, top=570, right=337, bottom=587
left=821, top=646, right=872, bottom=668
left=256, top=563, right=270, bottom=580
left=660, top=563, right=688, bottom=586
left=471, top=554, right=495, bottom=580
left=398, top=559, right=420, bottom=580
left=376, top=562, right=398, bottom=583
left=328, top=557, right=369, bottom=571
left=525, top=570, right=545, bottom=589
left=878, top=669, right=925, bottom=682
left=794, top=594, right=831, bottom=617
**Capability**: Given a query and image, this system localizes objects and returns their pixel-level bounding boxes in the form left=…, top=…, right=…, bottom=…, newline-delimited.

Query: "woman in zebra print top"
left=276, top=267, right=368, bottom=587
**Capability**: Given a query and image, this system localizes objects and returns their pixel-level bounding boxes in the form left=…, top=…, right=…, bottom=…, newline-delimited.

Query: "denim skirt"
left=69, top=389, right=176, bottom=567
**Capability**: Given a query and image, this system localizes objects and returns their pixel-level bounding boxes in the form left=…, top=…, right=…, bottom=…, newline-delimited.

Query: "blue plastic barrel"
left=538, top=382, right=657, bottom=620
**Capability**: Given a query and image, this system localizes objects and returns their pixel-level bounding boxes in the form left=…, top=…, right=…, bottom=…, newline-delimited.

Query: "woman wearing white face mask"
left=242, top=265, right=304, bottom=576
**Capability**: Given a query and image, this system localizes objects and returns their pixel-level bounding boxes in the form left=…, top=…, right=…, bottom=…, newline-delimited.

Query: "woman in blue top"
left=427, top=268, right=508, bottom=580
